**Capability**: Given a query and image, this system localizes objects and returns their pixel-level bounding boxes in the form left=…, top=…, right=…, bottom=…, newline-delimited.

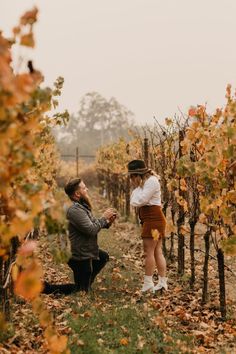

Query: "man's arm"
left=67, top=206, right=108, bottom=237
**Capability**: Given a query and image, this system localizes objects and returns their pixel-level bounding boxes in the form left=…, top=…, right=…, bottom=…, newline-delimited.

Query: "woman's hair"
left=140, top=170, right=159, bottom=187
left=64, top=178, right=82, bottom=200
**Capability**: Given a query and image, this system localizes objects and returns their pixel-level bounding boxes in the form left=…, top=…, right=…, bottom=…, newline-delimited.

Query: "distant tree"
left=54, top=92, right=135, bottom=157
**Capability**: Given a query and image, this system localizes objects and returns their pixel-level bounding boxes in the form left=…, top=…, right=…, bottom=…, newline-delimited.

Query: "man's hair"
left=64, top=178, right=81, bottom=200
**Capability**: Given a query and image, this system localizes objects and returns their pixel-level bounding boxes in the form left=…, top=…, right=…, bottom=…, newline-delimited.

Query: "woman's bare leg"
left=154, top=238, right=166, bottom=277
left=143, top=238, right=157, bottom=275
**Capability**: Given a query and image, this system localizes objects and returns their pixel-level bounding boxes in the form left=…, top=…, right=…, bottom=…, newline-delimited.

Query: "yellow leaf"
left=186, top=129, right=195, bottom=140
left=11, top=216, right=33, bottom=238
left=151, top=229, right=160, bottom=241
left=11, top=264, right=19, bottom=281
left=227, top=190, right=236, bottom=204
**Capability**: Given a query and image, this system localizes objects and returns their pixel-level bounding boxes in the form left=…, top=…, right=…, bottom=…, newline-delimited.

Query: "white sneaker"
left=153, top=277, right=168, bottom=292
left=141, top=275, right=154, bottom=293
left=141, top=282, right=154, bottom=292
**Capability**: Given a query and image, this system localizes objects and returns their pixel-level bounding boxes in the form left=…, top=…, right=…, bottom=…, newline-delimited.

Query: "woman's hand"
left=130, top=175, right=141, bottom=188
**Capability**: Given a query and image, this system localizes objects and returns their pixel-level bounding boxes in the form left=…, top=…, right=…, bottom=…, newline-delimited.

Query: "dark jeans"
left=42, top=249, right=109, bottom=295
left=68, top=249, right=109, bottom=292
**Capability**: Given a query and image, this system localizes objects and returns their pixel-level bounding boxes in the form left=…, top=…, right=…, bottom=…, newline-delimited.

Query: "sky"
left=1, top=0, right=236, bottom=125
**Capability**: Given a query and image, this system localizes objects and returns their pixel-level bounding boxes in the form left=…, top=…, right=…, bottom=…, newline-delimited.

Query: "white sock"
left=144, top=275, right=153, bottom=283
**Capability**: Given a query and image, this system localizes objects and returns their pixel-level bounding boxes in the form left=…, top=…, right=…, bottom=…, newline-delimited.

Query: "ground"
left=0, top=189, right=236, bottom=353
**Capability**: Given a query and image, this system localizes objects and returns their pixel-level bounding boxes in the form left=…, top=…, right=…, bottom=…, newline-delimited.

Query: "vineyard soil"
left=1, top=189, right=236, bottom=354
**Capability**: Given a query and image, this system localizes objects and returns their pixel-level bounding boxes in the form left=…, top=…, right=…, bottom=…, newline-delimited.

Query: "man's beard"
left=80, top=195, right=93, bottom=210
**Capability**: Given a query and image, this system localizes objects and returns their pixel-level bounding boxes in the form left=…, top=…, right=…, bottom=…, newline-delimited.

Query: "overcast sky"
left=1, top=0, right=236, bottom=125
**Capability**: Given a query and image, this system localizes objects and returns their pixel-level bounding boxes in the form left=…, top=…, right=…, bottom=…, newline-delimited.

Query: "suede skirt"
left=139, top=205, right=166, bottom=238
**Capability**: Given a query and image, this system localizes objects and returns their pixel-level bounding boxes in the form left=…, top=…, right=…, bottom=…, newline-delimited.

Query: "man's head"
left=64, top=178, right=89, bottom=202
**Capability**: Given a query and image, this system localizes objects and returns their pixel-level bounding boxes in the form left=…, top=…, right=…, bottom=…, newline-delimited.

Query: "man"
left=43, top=178, right=116, bottom=295
left=65, top=178, right=116, bottom=292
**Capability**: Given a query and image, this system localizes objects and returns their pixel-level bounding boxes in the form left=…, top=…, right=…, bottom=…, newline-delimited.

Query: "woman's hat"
left=127, top=159, right=151, bottom=175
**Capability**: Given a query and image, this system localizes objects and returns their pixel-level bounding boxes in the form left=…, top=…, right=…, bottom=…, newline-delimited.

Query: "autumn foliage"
left=96, top=90, right=236, bottom=318
left=0, top=8, right=69, bottom=353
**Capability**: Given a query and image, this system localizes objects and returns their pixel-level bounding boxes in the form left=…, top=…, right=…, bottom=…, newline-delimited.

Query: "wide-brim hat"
left=127, top=159, right=151, bottom=175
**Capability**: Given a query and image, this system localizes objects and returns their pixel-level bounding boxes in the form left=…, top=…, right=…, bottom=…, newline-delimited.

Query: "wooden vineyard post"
left=76, top=147, right=79, bottom=177
left=125, top=144, right=130, bottom=218
left=143, top=137, right=149, bottom=166
left=177, top=129, right=185, bottom=275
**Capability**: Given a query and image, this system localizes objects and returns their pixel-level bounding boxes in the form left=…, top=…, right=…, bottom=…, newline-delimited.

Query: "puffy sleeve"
left=130, top=177, right=160, bottom=207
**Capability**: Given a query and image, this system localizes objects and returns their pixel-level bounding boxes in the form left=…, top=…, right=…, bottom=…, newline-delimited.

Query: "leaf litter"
left=1, top=190, right=236, bottom=353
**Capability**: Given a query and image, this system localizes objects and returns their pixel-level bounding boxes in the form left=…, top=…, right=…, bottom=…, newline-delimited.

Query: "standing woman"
left=127, top=160, right=167, bottom=293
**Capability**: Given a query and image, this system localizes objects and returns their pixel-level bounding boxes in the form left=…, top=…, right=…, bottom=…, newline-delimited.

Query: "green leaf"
left=221, top=236, right=236, bottom=256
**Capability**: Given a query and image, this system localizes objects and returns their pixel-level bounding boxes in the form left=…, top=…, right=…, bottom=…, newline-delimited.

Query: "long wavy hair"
left=140, top=170, right=159, bottom=188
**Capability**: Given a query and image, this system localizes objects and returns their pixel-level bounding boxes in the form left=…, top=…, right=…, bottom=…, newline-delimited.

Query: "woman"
left=128, top=159, right=167, bottom=293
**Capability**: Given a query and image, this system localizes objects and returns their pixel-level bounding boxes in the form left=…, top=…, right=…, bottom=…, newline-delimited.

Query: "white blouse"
left=130, top=175, right=162, bottom=207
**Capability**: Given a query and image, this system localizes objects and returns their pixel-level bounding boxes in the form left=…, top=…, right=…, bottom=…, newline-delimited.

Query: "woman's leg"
left=154, top=238, right=166, bottom=276
left=143, top=237, right=157, bottom=275
left=154, top=238, right=167, bottom=291
left=141, top=238, right=157, bottom=292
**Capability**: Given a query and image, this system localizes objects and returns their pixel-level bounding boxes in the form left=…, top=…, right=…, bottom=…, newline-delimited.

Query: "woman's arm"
left=131, top=177, right=160, bottom=207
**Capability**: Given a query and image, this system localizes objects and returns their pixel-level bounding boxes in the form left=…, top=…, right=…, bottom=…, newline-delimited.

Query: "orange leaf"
left=120, top=337, right=129, bottom=346
left=188, top=106, right=197, bottom=117
left=48, top=334, right=68, bottom=353
left=20, top=33, right=35, bottom=48
left=14, top=268, right=43, bottom=300
left=20, top=7, right=38, bottom=26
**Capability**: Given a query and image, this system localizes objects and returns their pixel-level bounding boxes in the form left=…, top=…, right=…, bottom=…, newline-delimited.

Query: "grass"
left=66, top=226, right=194, bottom=354
left=68, top=304, right=167, bottom=354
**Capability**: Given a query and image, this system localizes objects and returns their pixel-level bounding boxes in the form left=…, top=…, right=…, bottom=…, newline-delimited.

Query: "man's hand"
left=108, top=213, right=117, bottom=224
left=102, top=208, right=117, bottom=225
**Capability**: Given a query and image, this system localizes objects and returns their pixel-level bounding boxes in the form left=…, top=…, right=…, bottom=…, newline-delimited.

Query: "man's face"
left=75, top=181, right=89, bottom=200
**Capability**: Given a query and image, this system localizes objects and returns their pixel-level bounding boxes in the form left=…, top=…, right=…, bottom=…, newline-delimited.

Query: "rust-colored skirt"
left=139, top=205, right=166, bottom=238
